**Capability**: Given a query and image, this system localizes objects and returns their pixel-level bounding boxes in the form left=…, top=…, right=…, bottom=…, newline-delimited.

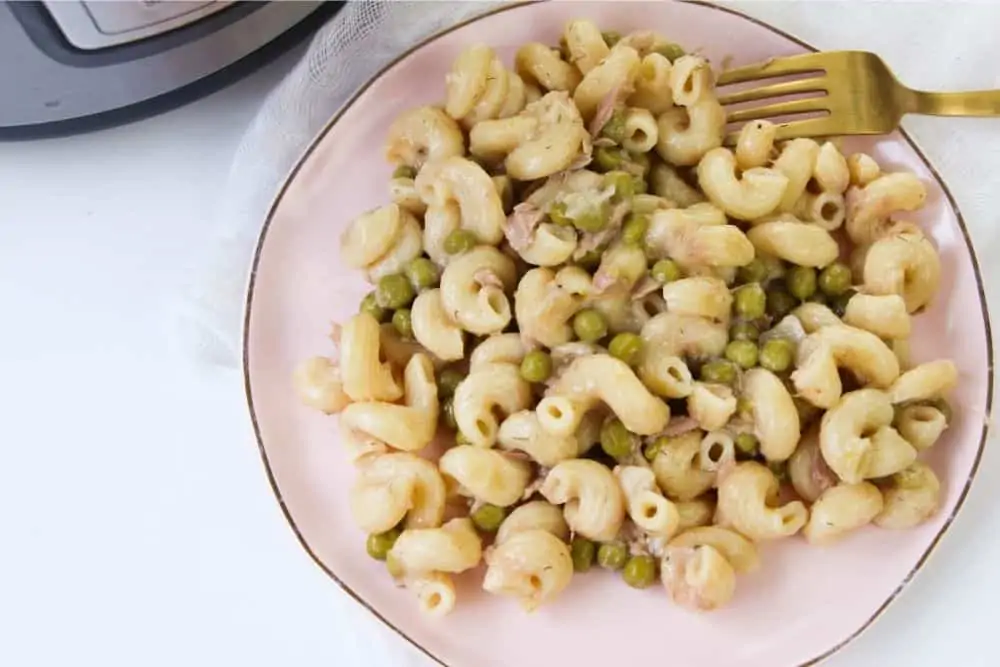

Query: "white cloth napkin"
left=172, top=2, right=1000, bottom=665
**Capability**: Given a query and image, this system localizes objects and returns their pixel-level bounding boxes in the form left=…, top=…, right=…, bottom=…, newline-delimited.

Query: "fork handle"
left=909, top=89, right=1000, bottom=117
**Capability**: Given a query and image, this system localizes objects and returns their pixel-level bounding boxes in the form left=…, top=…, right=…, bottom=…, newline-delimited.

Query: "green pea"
left=759, top=338, right=794, bottom=373
left=604, top=170, right=634, bottom=199
left=376, top=273, right=415, bottom=309
left=621, top=213, right=649, bottom=246
left=571, top=537, right=597, bottom=572
left=767, top=460, right=789, bottom=483
left=734, top=283, right=766, bottom=319
left=602, top=30, right=622, bottom=47
left=366, top=529, right=400, bottom=561
left=547, top=201, right=572, bottom=226
left=785, top=266, right=817, bottom=301
left=736, top=396, right=754, bottom=420
left=392, top=165, right=416, bottom=179
left=643, top=437, right=666, bottom=462
left=737, top=258, right=768, bottom=284
left=597, top=542, right=629, bottom=571
left=730, top=322, right=760, bottom=342
left=572, top=203, right=609, bottom=233
left=392, top=308, right=414, bottom=339
left=577, top=249, right=603, bottom=271
left=734, top=432, right=759, bottom=457
left=471, top=504, right=507, bottom=532
left=360, top=292, right=389, bottom=322
left=829, top=289, right=856, bottom=317
left=622, top=554, right=658, bottom=589
left=437, top=368, right=464, bottom=398
left=653, top=42, right=685, bottom=62
left=573, top=308, right=608, bottom=343
left=442, top=398, right=458, bottom=430
left=443, top=229, right=478, bottom=255
left=725, top=340, right=759, bottom=369
left=631, top=174, right=649, bottom=194
left=601, top=418, right=634, bottom=460
left=520, top=349, right=553, bottom=383
left=601, top=109, right=627, bottom=143
left=594, top=145, right=626, bottom=172
left=926, top=397, right=953, bottom=424
left=700, top=359, right=737, bottom=385
left=818, top=262, right=852, bottom=296
left=405, top=257, right=439, bottom=290
left=766, top=287, right=797, bottom=320
left=651, top=258, right=682, bottom=284
left=608, top=332, right=642, bottom=365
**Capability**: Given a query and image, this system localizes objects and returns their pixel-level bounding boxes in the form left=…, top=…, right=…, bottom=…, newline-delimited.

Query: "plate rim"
left=241, top=2, right=995, bottom=665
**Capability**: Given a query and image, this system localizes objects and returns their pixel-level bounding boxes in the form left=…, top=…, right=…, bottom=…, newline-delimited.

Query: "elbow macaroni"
left=495, top=501, right=570, bottom=545
left=803, top=483, right=884, bottom=545
left=293, top=356, right=350, bottom=414
left=873, top=462, right=942, bottom=529
left=656, top=97, right=726, bottom=167
left=340, top=313, right=404, bottom=403
left=388, top=518, right=483, bottom=577
left=887, top=360, right=958, bottom=404
left=742, top=368, right=801, bottom=462
left=440, top=246, right=517, bottom=335
left=746, top=220, right=840, bottom=268
left=340, top=204, right=423, bottom=283
left=497, top=410, right=584, bottom=466
left=539, top=354, right=671, bottom=436
left=650, top=430, right=715, bottom=501
left=687, top=383, right=737, bottom=432
left=715, top=462, right=808, bottom=540
left=453, top=362, right=532, bottom=447
left=645, top=203, right=754, bottom=270
left=483, top=529, right=574, bottom=611
left=540, top=459, right=626, bottom=542
left=339, top=353, right=439, bottom=452
left=439, top=445, right=532, bottom=507
left=410, top=288, right=465, bottom=361
left=384, top=105, right=465, bottom=169
left=697, top=147, right=788, bottom=221
left=860, top=224, right=941, bottom=313
left=350, top=452, right=446, bottom=534
left=615, top=465, right=681, bottom=539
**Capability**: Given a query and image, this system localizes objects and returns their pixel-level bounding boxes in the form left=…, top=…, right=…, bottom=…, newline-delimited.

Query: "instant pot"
left=0, top=1, right=343, bottom=138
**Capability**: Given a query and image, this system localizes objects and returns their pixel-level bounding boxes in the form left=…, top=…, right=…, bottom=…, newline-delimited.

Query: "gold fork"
left=717, top=50, right=1000, bottom=142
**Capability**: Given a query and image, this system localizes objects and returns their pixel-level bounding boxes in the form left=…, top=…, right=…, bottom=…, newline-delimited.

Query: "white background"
left=1, top=3, right=998, bottom=667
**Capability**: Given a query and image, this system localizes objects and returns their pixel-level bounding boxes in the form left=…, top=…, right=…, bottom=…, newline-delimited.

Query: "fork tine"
left=726, top=98, right=828, bottom=124
left=717, top=52, right=830, bottom=86
left=717, top=77, right=828, bottom=106
left=773, top=117, right=840, bottom=141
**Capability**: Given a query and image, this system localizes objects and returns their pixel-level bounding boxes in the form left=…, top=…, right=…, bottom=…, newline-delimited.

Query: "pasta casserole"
left=292, top=19, right=957, bottom=615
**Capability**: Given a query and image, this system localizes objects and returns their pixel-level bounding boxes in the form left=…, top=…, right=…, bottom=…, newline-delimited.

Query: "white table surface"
left=1, top=10, right=999, bottom=667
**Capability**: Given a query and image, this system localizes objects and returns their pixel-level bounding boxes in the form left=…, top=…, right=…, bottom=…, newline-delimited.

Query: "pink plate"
left=243, top=2, right=993, bottom=666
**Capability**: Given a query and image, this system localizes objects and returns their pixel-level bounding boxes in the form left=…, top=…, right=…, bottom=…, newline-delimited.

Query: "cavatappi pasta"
left=294, top=19, right=957, bottom=616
